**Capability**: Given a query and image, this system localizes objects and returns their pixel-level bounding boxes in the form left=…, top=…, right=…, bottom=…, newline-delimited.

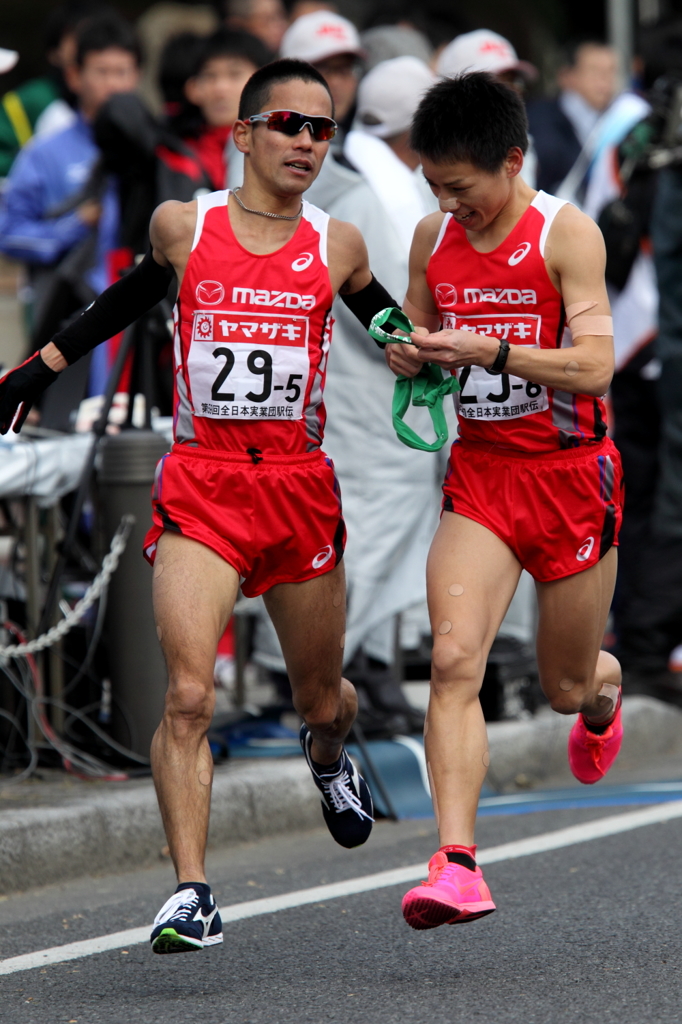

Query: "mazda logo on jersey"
left=435, top=283, right=457, bottom=307
left=232, top=286, right=316, bottom=310
left=292, top=252, right=314, bottom=272
left=508, top=242, right=532, bottom=266
left=196, top=280, right=225, bottom=304
left=463, top=287, right=537, bottom=304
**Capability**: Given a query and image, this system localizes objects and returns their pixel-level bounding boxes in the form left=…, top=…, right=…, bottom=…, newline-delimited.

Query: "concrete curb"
left=0, top=760, right=320, bottom=895
left=0, top=696, right=680, bottom=894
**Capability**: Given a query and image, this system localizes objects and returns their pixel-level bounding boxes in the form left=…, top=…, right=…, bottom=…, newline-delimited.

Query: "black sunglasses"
left=244, top=109, right=337, bottom=142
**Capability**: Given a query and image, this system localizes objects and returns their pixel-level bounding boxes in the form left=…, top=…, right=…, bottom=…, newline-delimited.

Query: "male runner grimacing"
left=382, top=73, right=624, bottom=930
left=0, top=59, right=401, bottom=954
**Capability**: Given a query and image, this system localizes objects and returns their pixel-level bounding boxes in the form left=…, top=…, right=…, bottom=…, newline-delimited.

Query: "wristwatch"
left=487, top=339, right=510, bottom=375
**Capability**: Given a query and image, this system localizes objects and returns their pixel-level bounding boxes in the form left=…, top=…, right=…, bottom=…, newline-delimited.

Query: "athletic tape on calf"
left=368, top=307, right=460, bottom=452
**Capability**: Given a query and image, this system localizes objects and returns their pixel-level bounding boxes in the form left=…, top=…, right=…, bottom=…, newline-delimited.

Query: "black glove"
left=0, top=352, right=59, bottom=434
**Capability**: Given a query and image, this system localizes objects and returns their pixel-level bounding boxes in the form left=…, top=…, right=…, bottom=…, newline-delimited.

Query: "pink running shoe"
left=568, top=690, right=623, bottom=784
left=402, top=852, right=496, bottom=930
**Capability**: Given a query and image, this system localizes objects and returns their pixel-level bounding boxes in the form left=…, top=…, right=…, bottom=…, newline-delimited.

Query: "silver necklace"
left=231, top=187, right=302, bottom=221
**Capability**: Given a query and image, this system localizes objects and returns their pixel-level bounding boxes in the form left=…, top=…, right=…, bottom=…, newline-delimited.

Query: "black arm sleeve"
left=52, top=250, right=175, bottom=365
left=340, top=274, right=399, bottom=339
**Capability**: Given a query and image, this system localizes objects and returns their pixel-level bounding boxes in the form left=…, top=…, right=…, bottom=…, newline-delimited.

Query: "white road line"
left=2, top=799, right=682, bottom=976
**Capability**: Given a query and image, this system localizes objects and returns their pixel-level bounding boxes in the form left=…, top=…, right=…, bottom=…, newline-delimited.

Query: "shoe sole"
left=402, top=896, right=496, bottom=930
left=151, top=928, right=224, bottom=954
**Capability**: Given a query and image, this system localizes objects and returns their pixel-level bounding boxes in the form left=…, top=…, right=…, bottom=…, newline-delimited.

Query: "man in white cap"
left=437, top=28, right=537, bottom=187
left=280, top=11, right=363, bottom=133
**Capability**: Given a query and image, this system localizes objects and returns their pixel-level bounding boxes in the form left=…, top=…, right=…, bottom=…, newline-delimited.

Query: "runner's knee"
left=542, top=673, right=590, bottom=715
left=164, top=677, right=214, bottom=731
left=294, top=677, right=355, bottom=732
left=431, top=637, right=484, bottom=697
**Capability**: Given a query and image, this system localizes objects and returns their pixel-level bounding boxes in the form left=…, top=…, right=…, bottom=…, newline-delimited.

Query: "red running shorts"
left=441, top=437, right=623, bottom=582
left=144, top=445, right=346, bottom=597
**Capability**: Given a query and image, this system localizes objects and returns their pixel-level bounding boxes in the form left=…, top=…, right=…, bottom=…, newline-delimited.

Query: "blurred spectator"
left=436, top=29, right=538, bottom=187
left=135, top=2, right=218, bottom=116
left=280, top=11, right=363, bottom=137
left=0, top=14, right=140, bottom=396
left=527, top=41, right=620, bottom=194
left=224, top=0, right=286, bottom=54
left=0, top=1, right=107, bottom=178
left=159, top=31, right=207, bottom=120
left=289, top=2, right=338, bottom=20
left=166, top=28, right=271, bottom=189
left=360, top=24, right=433, bottom=73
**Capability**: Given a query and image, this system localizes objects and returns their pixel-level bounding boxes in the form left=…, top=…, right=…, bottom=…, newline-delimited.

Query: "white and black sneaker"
left=151, top=882, right=223, bottom=954
left=300, top=724, right=374, bottom=848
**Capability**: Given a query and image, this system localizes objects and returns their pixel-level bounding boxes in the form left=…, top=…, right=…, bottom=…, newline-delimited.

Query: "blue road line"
left=478, top=782, right=682, bottom=816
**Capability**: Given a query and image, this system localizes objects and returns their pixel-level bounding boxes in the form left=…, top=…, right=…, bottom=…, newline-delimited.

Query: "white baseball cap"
left=437, top=29, right=537, bottom=81
left=280, top=11, right=362, bottom=64
left=357, top=56, right=435, bottom=138
left=0, top=49, right=19, bottom=75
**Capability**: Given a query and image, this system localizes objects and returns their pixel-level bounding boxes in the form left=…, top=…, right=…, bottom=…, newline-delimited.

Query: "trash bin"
left=99, top=429, right=170, bottom=757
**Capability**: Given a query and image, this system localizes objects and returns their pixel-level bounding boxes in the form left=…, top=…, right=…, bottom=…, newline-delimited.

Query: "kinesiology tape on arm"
left=52, top=250, right=175, bottom=365
left=340, top=275, right=399, bottom=335
left=565, top=301, right=613, bottom=339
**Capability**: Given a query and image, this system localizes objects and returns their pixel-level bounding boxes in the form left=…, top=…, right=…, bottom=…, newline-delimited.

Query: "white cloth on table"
left=0, top=433, right=91, bottom=507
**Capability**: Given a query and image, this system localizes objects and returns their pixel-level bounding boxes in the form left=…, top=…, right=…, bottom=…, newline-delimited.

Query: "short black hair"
left=44, top=0, right=113, bottom=54
left=410, top=72, right=528, bottom=172
left=75, top=13, right=141, bottom=67
left=238, top=58, right=334, bottom=121
left=162, top=29, right=271, bottom=139
left=193, top=28, right=272, bottom=78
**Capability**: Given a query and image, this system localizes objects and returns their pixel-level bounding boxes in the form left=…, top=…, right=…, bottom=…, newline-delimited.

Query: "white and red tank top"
left=173, top=189, right=334, bottom=454
left=426, top=191, right=608, bottom=453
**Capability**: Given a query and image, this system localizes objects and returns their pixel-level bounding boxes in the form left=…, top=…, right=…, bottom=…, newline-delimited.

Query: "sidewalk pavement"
left=0, top=695, right=680, bottom=895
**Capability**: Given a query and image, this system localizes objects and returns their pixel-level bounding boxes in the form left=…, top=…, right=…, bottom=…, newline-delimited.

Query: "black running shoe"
left=151, top=882, right=223, bottom=954
left=300, top=724, right=374, bottom=848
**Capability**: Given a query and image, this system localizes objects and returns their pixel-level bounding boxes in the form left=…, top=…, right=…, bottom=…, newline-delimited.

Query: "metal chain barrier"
left=0, top=514, right=135, bottom=659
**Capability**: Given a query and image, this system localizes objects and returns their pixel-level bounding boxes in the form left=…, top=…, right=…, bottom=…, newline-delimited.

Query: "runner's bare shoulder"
left=150, top=200, right=197, bottom=256
left=546, top=203, right=606, bottom=267
left=409, top=212, right=447, bottom=272
left=327, top=217, right=368, bottom=289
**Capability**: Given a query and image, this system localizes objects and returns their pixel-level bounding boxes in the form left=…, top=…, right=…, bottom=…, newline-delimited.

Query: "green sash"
left=368, top=307, right=460, bottom=452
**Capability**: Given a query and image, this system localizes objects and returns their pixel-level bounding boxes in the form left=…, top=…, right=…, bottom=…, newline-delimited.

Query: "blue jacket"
left=0, top=114, right=120, bottom=393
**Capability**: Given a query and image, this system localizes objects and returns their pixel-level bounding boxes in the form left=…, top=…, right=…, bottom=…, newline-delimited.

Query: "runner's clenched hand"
left=0, top=353, right=59, bottom=434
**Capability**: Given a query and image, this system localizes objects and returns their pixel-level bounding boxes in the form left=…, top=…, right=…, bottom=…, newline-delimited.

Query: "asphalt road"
left=1, top=799, right=681, bottom=1024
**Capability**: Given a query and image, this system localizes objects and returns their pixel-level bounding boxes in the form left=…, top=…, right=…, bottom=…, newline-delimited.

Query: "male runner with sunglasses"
left=0, top=59, right=400, bottom=954
left=383, top=73, right=624, bottom=930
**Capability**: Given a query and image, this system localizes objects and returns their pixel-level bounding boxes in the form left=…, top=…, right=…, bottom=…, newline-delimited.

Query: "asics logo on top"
left=576, top=537, right=595, bottom=562
left=435, top=283, right=458, bottom=307
left=463, top=287, right=537, bottom=304
left=292, top=252, right=314, bottom=272
left=195, top=280, right=225, bottom=304
left=312, top=545, right=333, bottom=569
left=508, top=242, right=532, bottom=266
left=232, top=286, right=316, bottom=310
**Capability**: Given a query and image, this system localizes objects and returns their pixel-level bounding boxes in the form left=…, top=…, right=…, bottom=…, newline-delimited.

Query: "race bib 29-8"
left=443, top=312, right=549, bottom=421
